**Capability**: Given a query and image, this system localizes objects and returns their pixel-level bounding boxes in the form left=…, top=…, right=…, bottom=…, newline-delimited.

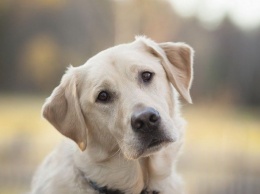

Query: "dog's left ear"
left=42, top=67, right=87, bottom=151
left=137, top=37, right=194, bottom=103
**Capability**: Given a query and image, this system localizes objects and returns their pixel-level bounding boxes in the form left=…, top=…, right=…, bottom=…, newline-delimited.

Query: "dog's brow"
left=129, top=64, right=139, bottom=73
left=100, top=80, right=111, bottom=87
left=94, top=80, right=117, bottom=94
left=130, top=64, right=154, bottom=74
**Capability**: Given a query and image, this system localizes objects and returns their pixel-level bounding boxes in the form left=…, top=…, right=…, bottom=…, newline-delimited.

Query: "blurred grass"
left=0, top=95, right=61, bottom=194
left=0, top=94, right=50, bottom=139
left=0, top=95, right=260, bottom=194
left=184, top=103, right=260, bottom=154
left=0, top=94, right=61, bottom=151
left=182, top=103, right=260, bottom=194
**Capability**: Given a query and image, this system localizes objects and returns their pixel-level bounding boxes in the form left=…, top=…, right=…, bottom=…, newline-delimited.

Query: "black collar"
left=80, top=169, right=151, bottom=194
left=87, top=179, right=124, bottom=194
left=79, top=168, right=124, bottom=194
left=87, top=179, right=155, bottom=194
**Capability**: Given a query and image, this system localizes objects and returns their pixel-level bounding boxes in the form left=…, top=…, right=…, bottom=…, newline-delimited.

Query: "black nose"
left=131, top=107, right=161, bottom=133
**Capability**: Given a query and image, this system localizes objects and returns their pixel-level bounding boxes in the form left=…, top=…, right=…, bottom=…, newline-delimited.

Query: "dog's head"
left=42, top=37, right=194, bottom=160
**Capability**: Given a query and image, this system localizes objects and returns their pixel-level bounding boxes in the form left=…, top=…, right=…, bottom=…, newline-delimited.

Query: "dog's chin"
left=123, top=138, right=174, bottom=160
left=141, top=138, right=174, bottom=157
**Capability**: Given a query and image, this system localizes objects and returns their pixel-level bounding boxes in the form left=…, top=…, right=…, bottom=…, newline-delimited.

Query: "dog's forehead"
left=85, top=43, right=162, bottom=79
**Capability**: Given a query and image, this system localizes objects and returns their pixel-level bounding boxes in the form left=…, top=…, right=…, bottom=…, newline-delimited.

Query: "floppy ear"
left=42, top=67, right=87, bottom=151
left=137, top=37, right=194, bottom=103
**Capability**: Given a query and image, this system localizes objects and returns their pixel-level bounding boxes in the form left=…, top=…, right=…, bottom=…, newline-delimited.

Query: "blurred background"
left=0, top=0, right=260, bottom=194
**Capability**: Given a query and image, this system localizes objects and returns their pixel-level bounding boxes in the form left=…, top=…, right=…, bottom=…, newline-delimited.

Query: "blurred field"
left=0, top=95, right=260, bottom=194
left=182, top=103, right=260, bottom=194
left=0, top=95, right=61, bottom=194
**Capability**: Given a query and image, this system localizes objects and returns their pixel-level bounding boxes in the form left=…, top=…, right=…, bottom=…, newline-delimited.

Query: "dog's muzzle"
left=131, top=107, right=161, bottom=133
left=131, top=107, right=173, bottom=150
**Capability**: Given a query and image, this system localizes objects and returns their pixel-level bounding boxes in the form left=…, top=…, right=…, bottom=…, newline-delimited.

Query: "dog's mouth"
left=122, top=136, right=175, bottom=160
left=148, top=138, right=166, bottom=148
left=144, top=136, right=175, bottom=154
left=135, top=137, right=174, bottom=158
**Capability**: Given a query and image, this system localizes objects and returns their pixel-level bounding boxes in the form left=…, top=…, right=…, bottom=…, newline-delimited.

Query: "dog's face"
left=42, top=37, right=194, bottom=160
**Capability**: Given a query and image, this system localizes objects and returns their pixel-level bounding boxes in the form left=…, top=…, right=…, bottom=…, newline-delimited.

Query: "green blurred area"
left=1, top=0, right=260, bottom=194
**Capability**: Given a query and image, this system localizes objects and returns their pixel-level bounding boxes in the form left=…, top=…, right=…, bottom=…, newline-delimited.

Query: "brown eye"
left=97, top=91, right=110, bottom=102
left=141, top=71, right=153, bottom=82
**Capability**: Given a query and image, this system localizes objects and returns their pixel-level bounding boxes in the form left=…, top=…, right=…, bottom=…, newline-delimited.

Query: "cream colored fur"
left=30, top=36, right=194, bottom=194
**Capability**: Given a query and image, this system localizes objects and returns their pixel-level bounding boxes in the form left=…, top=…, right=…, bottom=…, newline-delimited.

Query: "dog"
left=30, top=36, right=194, bottom=194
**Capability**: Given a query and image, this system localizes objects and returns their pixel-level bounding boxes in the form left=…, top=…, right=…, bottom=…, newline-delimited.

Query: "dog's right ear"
left=42, top=67, right=87, bottom=151
left=136, top=36, right=194, bottom=103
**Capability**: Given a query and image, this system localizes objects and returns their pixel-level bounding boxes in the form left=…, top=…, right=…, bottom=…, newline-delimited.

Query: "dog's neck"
left=74, top=142, right=180, bottom=194
left=74, top=145, right=147, bottom=194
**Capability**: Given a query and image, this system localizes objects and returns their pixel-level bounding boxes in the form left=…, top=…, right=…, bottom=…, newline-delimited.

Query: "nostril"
left=135, top=120, right=143, bottom=129
left=149, top=113, right=159, bottom=123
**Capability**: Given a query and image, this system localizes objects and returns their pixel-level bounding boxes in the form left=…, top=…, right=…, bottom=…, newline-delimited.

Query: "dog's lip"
left=147, top=139, right=165, bottom=148
left=147, top=137, right=174, bottom=148
left=128, top=137, right=175, bottom=159
left=138, top=137, right=174, bottom=157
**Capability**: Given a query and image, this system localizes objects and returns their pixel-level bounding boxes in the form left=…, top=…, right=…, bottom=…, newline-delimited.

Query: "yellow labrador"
left=30, top=36, right=194, bottom=194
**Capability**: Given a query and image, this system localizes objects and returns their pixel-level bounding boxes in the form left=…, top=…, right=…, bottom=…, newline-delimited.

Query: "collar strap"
left=82, top=171, right=150, bottom=194
left=87, top=178, right=153, bottom=194
left=87, top=179, right=124, bottom=194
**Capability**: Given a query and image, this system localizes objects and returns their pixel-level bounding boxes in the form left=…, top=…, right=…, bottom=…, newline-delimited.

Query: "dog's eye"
left=97, top=91, right=110, bottom=102
left=141, top=71, right=153, bottom=82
